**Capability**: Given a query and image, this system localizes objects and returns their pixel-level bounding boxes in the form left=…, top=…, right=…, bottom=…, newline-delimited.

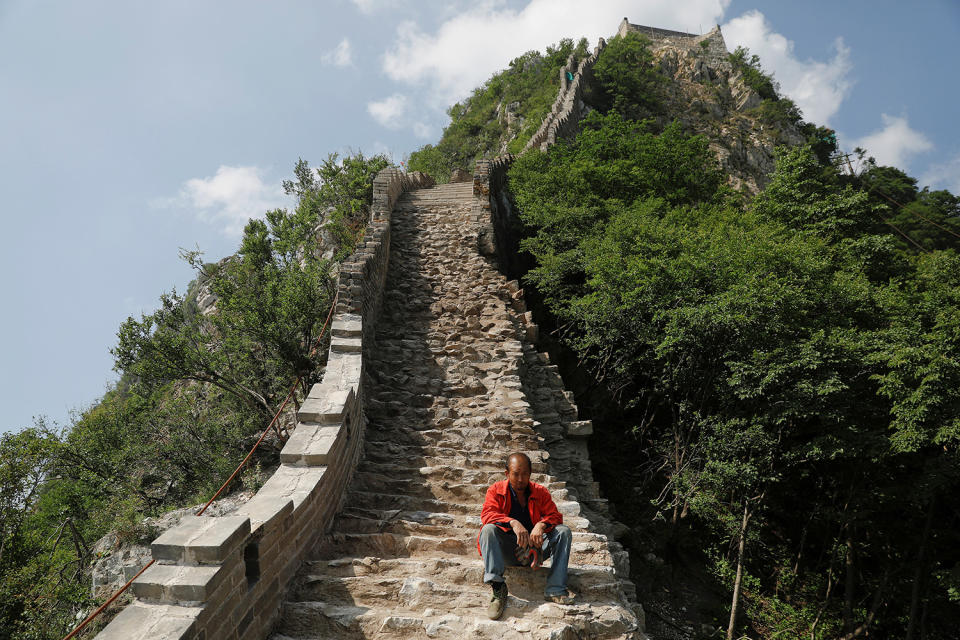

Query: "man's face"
left=506, top=458, right=531, bottom=493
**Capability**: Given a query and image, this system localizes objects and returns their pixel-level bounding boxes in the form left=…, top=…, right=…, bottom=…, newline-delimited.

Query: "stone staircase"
left=271, top=182, right=644, bottom=639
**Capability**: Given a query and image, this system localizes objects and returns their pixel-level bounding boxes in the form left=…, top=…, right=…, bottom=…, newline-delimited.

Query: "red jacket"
left=477, top=479, right=563, bottom=555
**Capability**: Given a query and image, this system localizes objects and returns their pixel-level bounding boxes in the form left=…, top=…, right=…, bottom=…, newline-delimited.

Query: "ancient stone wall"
left=93, top=169, right=434, bottom=640
left=472, top=153, right=526, bottom=279
left=522, top=38, right=606, bottom=153
left=481, top=34, right=608, bottom=277
left=473, top=30, right=646, bottom=632
left=618, top=17, right=730, bottom=70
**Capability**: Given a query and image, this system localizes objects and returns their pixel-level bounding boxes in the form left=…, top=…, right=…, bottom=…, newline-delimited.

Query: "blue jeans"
left=478, top=523, right=572, bottom=596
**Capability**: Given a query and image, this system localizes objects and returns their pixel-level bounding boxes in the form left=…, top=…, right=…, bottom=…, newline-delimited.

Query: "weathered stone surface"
left=233, top=495, right=293, bottom=533
left=253, top=464, right=327, bottom=510
left=298, top=388, right=353, bottom=423
left=331, top=315, right=362, bottom=338
left=271, top=181, right=644, bottom=639
left=132, top=564, right=224, bottom=603
left=152, top=516, right=250, bottom=565
left=280, top=424, right=341, bottom=465
left=95, top=602, right=201, bottom=640
left=330, top=336, right=362, bottom=353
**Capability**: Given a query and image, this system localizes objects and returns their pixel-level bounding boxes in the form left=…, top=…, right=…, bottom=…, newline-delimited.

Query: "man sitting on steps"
left=477, top=451, right=574, bottom=620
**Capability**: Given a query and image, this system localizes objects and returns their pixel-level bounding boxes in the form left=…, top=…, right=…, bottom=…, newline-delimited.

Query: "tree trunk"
left=727, top=501, right=750, bottom=640
left=843, top=530, right=856, bottom=634
left=837, top=577, right=884, bottom=640
left=906, top=497, right=935, bottom=640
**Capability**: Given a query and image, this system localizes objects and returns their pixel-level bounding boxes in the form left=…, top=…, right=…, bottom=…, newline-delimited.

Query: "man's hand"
left=530, top=522, right=547, bottom=548
left=510, top=520, right=530, bottom=548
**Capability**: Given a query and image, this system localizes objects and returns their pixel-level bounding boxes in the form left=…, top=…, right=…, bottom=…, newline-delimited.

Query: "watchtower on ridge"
left=617, top=17, right=730, bottom=68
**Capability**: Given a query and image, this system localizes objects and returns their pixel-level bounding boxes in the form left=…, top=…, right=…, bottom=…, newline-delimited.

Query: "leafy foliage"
left=509, top=105, right=960, bottom=637
left=591, top=32, right=663, bottom=119
left=0, top=153, right=387, bottom=638
left=407, top=38, right=589, bottom=180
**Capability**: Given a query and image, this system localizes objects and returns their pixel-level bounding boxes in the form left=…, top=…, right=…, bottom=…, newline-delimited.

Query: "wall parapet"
left=618, top=17, right=729, bottom=69
left=94, top=168, right=434, bottom=640
left=522, top=38, right=606, bottom=153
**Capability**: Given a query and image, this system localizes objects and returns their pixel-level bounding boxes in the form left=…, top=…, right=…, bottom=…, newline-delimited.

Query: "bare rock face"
left=646, top=40, right=806, bottom=195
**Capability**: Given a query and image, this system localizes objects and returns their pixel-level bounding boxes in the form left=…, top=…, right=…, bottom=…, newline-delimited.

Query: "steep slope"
left=641, top=34, right=807, bottom=194
left=271, top=183, right=642, bottom=639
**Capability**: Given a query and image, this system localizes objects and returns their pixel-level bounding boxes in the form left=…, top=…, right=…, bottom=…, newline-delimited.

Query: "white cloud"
left=722, top=10, right=852, bottom=126
left=321, top=37, right=353, bottom=67
left=367, top=93, right=409, bottom=128
left=848, top=114, right=934, bottom=171
left=350, top=0, right=404, bottom=15
left=163, top=166, right=287, bottom=236
left=922, top=153, right=960, bottom=194
left=382, top=0, right=730, bottom=108
left=413, top=121, right=434, bottom=139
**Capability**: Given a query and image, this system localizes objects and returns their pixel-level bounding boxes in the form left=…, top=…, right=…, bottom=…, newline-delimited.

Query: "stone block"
left=330, top=336, right=362, bottom=353
left=233, top=495, right=293, bottom=534
left=280, top=424, right=342, bottom=466
left=94, top=601, right=201, bottom=640
left=566, top=420, right=593, bottom=437
left=298, top=388, right=354, bottom=423
left=325, top=353, right=362, bottom=386
left=254, top=464, right=327, bottom=511
left=526, top=323, right=539, bottom=343
left=331, top=315, right=362, bottom=338
left=132, top=564, right=225, bottom=603
left=152, top=516, right=250, bottom=565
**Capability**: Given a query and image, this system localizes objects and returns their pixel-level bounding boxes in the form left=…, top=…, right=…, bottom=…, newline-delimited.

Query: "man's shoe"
left=544, top=589, right=576, bottom=605
left=487, top=582, right=508, bottom=620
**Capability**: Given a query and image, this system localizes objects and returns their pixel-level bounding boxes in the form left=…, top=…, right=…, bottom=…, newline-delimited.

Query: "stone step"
left=363, top=429, right=541, bottom=454
left=304, top=556, right=622, bottom=600
left=273, top=596, right=639, bottom=640
left=289, top=570, right=625, bottom=613
left=333, top=506, right=589, bottom=537
left=313, top=531, right=616, bottom=567
left=340, top=484, right=584, bottom=524
left=354, top=461, right=558, bottom=487
left=349, top=472, right=569, bottom=504
left=361, top=446, right=550, bottom=474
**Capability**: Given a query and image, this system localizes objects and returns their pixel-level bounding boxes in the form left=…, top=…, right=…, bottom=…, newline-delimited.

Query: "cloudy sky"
left=2, top=0, right=958, bottom=433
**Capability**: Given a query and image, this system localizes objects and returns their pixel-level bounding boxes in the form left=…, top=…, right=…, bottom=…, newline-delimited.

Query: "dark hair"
left=505, top=452, right=532, bottom=472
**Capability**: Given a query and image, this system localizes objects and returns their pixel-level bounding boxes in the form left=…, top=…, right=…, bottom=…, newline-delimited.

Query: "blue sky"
left=2, top=0, right=957, bottom=434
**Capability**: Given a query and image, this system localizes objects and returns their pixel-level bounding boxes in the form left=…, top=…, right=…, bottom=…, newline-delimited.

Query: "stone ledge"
left=152, top=516, right=250, bottom=565
left=132, top=564, right=225, bottom=603
left=234, top=496, right=293, bottom=534
left=95, top=601, right=201, bottom=640
left=331, top=315, right=362, bottom=338
left=298, top=387, right=355, bottom=423
left=253, top=464, right=328, bottom=510
left=280, top=424, right=342, bottom=466
left=330, top=336, right=362, bottom=353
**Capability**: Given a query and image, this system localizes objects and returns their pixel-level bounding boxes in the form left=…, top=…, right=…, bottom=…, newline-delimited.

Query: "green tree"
left=592, top=31, right=662, bottom=118
left=408, top=38, right=590, bottom=179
